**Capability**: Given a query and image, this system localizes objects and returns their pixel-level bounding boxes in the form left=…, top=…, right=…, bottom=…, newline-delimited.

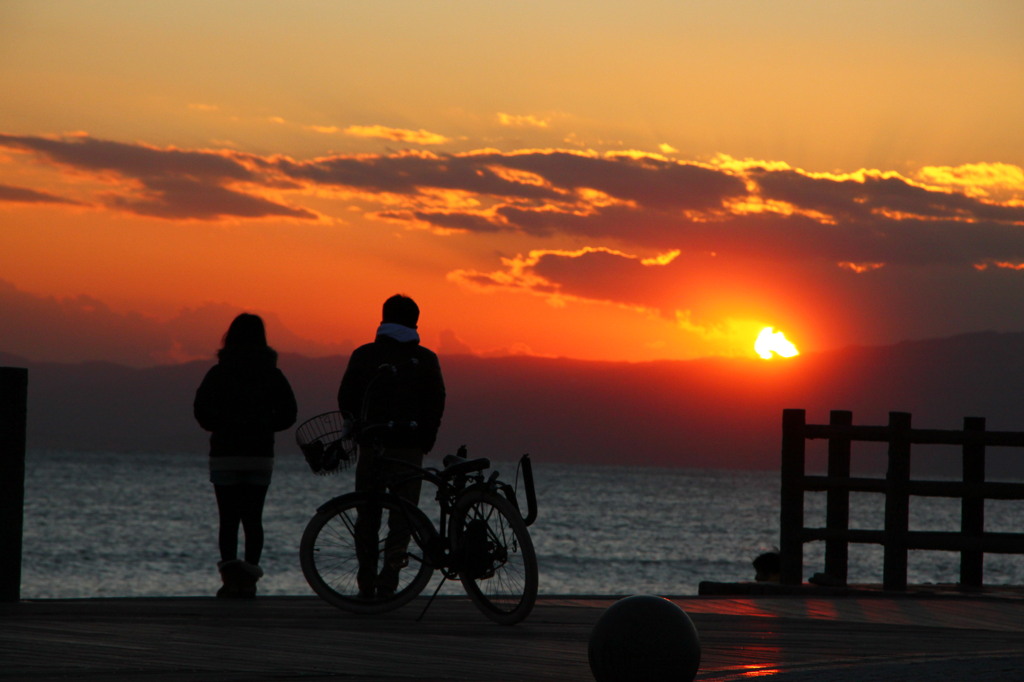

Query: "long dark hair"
left=219, top=313, right=274, bottom=361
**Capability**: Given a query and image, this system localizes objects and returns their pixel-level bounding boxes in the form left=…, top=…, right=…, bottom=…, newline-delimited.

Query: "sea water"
left=18, top=450, right=1024, bottom=599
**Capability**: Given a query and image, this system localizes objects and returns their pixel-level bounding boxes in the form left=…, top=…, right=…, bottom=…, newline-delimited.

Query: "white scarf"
left=376, top=322, right=420, bottom=343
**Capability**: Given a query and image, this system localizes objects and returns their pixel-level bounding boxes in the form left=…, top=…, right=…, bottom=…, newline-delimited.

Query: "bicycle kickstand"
left=415, top=574, right=450, bottom=622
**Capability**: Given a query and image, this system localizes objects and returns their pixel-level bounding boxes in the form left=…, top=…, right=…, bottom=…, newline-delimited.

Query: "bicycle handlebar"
left=520, top=454, right=537, bottom=527
left=372, top=451, right=491, bottom=491
left=372, top=448, right=536, bottom=527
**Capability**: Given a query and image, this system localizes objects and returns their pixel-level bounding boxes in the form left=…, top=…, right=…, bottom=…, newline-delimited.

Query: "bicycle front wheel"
left=450, top=488, right=538, bottom=625
left=299, top=492, right=434, bottom=614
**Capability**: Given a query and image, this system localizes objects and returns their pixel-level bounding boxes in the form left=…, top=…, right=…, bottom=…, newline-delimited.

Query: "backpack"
left=358, top=358, right=425, bottom=440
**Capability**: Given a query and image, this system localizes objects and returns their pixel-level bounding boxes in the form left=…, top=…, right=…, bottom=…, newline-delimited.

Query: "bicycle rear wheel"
left=450, top=488, right=538, bottom=625
left=300, top=492, right=434, bottom=614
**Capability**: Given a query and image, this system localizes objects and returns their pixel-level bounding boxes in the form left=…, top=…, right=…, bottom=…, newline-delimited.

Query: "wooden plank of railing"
left=906, top=480, right=1024, bottom=499
left=978, top=431, right=1024, bottom=447
left=908, top=531, right=1024, bottom=554
left=800, top=528, right=1024, bottom=554
left=804, top=424, right=892, bottom=441
left=804, top=424, right=1024, bottom=448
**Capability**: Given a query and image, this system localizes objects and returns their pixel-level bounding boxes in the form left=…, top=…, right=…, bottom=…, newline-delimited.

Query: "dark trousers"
left=214, top=484, right=269, bottom=565
left=353, top=446, right=423, bottom=593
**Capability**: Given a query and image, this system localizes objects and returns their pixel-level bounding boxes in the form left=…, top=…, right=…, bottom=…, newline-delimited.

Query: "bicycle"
left=295, top=412, right=539, bottom=625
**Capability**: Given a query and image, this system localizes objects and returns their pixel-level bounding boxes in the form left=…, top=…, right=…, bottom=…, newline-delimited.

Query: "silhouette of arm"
left=193, top=366, right=226, bottom=432
left=270, top=369, right=298, bottom=432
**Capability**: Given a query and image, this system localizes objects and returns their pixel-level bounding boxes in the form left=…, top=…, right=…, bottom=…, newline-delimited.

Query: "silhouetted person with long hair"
left=337, top=294, right=445, bottom=599
left=194, top=313, right=297, bottom=598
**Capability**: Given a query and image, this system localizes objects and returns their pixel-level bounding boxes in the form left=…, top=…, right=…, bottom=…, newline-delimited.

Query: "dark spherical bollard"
left=588, top=595, right=701, bottom=682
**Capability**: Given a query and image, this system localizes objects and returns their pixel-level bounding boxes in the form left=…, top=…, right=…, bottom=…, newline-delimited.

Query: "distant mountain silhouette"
left=4, top=331, right=1024, bottom=474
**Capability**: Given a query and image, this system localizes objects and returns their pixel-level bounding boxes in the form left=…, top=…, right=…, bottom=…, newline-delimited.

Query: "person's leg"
left=238, top=484, right=269, bottom=566
left=386, top=448, right=424, bottom=507
left=353, top=445, right=385, bottom=596
left=378, top=448, right=424, bottom=593
left=214, top=484, right=251, bottom=598
left=354, top=444, right=385, bottom=493
left=214, top=484, right=242, bottom=562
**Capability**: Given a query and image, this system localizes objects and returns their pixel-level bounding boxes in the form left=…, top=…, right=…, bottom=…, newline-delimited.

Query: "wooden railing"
left=780, top=408, right=1024, bottom=591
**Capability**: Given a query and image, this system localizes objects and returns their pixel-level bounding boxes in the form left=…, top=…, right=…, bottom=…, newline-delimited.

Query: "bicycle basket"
left=295, top=411, right=356, bottom=476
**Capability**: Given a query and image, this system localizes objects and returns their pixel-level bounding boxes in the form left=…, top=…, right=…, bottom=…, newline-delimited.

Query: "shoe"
left=217, top=559, right=245, bottom=598
left=217, top=559, right=263, bottom=599
left=235, top=561, right=263, bottom=598
left=376, top=587, right=395, bottom=600
left=357, top=589, right=375, bottom=600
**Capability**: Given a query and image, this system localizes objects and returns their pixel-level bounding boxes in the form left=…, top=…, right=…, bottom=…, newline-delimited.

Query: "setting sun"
left=755, top=327, right=800, bottom=359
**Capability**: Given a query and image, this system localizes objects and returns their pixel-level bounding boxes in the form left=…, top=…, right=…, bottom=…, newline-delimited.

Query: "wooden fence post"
left=961, top=416, right=986, bottom=587
left=0, top=367, right=28, bottom=602
left=825, top=410, right=852, bottom=584
left=883, top=411, right=911, bottom=591
left=779, top=408, right=1024, bottom=592
left=779, top=409, right=806, bottom=585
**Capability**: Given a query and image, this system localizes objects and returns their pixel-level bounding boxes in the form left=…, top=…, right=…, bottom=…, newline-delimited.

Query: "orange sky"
left=2, top=1, right=1023, bottom=366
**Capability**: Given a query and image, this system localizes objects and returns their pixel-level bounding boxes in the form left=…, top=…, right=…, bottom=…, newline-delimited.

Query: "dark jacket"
left=194, top=347, right=297, bottom=461
left=337, top=336, right=445, bottom=452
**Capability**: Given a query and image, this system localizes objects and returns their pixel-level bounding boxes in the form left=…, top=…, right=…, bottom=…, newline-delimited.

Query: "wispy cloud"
left=916, top=162, right=1024, bottom=201
left=0, top=183, right=86, bottom=206
left=0, top=133, right=316, bottom=221
left=448, top=246, right=678, bottom=314
left=497, top=113, right=550, bottom=128
left=343, top=125, right=451, bottom=145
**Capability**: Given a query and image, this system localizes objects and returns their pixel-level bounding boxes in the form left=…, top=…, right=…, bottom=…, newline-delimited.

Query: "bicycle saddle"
left=441, top=454, right=490, bottom=478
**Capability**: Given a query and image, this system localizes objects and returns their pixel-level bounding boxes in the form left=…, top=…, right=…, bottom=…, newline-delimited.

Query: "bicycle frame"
left=299, top=411, right=539, bottom=623
left=315, top=452, right=535, bottom=578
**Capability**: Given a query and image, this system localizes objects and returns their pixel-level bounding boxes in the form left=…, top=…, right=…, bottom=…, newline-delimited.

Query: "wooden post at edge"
left=0, top=367, right=28, bottom=602
left=779, top=408, right=806, bottom=585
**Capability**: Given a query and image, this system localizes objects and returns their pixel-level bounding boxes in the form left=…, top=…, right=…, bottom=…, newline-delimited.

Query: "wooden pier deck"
left=3, top=592, right=1024, bottom=680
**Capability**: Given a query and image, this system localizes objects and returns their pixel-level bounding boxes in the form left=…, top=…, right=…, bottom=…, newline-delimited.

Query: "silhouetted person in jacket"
left=194, top=313, right=297, bottom=598
left=337, top=294, right=445, bottom=599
